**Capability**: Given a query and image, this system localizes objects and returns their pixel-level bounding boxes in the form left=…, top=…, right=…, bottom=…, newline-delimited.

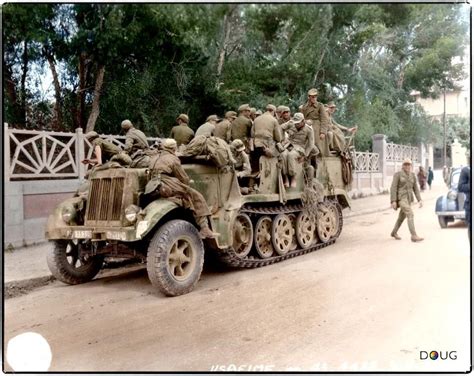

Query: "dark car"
left=435, top=167, right=466, bottom=228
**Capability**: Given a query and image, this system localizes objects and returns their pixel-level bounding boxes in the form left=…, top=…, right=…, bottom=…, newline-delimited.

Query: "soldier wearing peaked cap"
left=390, top=158, right=424, bottom=242
left=214, top=111, right=237, bottom=143
left=301, top=88, right=331, bottom=156
left=326, top=101, right=357, bottom=154
left=195, top=115, right=220, bottom=138
left=170, top=114, right=194, bottom=146
left=231, top=104, right=253, bottom=150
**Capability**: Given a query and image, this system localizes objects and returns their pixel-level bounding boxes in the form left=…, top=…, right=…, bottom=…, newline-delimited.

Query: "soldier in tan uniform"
left=301, top=88, right=330, bottom=156
left=214, top=111, right=237, bottom=142
left=121, top=120, right=149, bottom=158
left=276, top=105, right=285, bottom=123
left=279, top=106, right=291, bottom=125
left=281, top=113, right=315, bottom=187
left=170, top=114, right=194, bottom=146
left=390, top=158, right=424, bottom=242
left=83, top=131, right=132, bottom=166
left=326, top=101, right=357, bottom=153
left=147, top=139, right=217, bottom=239
left=231, top=104, right=253, bottom=149
left=230, top=139, right=251, bottom=178
left=195, top=115, right=219, bottom=137
left=250, top=107, right=257, bottom=122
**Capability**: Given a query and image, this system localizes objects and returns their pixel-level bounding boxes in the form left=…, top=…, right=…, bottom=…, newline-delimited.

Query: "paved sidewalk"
left=4, top=169, right=447, bottom=290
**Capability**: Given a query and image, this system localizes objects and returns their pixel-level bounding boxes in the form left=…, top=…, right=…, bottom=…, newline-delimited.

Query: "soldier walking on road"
left=170, top=114, right=194, bottom=147
left=147, top=139, right=218, bottom=239
left=301, top=88, right=331, bottom=156
left=390, top=158, right=424, bottom=242
left=214, top=111, right=237, bottom=143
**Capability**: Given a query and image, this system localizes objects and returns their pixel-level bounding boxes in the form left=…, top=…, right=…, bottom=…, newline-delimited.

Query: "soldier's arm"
left=458, top=167, right=470, bottom=194
left=305, top=128, right=315, bottom=156
left=241, top=153, right=252, bottom=177
left=226, top=123, right=232, bottom=143
left=124, top=135, right=134, bottom=154
left=319, top=104, right=330, bottom=134
left=412, top=173, right=422, bottom=202
left=390, top=173, right=399, bottom=203
left=335, top=121, right=349, bottom=132
left=173, top=160, right=191, bottom=185
left=274, top=120, right=283, bottom=143
left=170, top=127, right=175, bottom=138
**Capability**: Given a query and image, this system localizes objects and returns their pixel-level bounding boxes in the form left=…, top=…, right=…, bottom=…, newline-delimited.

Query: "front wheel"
left=438, top=216, right=452, bottom=228
left=47, top=240, right=104, bottom=285
left=146, top=220, right=204, bottom=297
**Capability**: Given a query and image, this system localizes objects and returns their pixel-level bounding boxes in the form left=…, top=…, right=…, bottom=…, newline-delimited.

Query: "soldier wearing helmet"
left=390, top=158, right=424, bottom=242
left=170, top=114, right=194, bottom=147
left=230, top=139, right=251, bottom=178
left=121, top=119, right=149, bottom=158
left=230, top=104, right=253, bottom=150
left=195, top=115, right=220, bottom=138
left=82, top=131, right=131, bottom=166
left=147, top=139, right=218, bottom=239
left=301, top=88, right=331, bottom=156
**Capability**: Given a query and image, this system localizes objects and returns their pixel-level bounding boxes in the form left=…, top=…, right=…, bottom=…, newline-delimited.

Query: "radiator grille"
left=86, top=177, right=125, bottom=223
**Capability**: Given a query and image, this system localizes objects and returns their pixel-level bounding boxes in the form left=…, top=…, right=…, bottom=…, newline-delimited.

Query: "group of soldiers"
left=81, top=88, right=357, bottom=239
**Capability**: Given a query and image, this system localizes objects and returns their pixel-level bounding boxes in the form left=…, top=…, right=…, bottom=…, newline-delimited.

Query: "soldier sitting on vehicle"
left=170, top=114, right=194, bottom=147
left=195, top=115, right=220, bottom=138
left=121, top=119, right=150, bottom=167
left=231, top=104, right=253, bottom=150
left=280, top=113, right=316, bottom=188
left=82, top=131, right=132, bottom=167
left=146, top=139, right=218, bottom=239
left=230, top=139, right=253, bottom=195
left=325, top=101, right=357, bottom=154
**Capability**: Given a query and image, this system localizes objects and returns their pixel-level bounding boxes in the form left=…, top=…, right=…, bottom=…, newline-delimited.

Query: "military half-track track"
left=217, top=198, right=343, bottom=268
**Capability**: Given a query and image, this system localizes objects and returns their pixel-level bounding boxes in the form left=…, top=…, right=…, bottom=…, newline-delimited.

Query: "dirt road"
left=4, top=195, right=470, bottom=372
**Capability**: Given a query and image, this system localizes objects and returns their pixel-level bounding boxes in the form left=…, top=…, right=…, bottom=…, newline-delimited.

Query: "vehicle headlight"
left=125, top=205, right=140, bottom=223
left=447, top=191, right=457, bottom=200
left=61, top=206, right=76, bottom=224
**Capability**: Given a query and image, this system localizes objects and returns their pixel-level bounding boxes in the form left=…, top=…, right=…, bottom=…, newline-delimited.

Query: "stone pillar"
left=4, top=123, right=10, bottom=182
left=76, top=127, right=86, bottom=181
left=372, top=134, right=387, bottom=187
left=427, top=143, right=434, bottom=169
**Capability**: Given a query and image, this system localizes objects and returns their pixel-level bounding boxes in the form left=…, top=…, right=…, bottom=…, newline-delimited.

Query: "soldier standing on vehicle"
left=148, top=139, right=218, bottom=239
left=231, top=104, right=253, bottom=149
left=390, top=158, right=424, bottom=242
left=195, top=115, right=220, bottom=138
left=251, top=104, right=282, bottom=168
left=280, top=113, right=315, bottom=188
left=302, top=88, right=331, bottom=156
left=230, top=139, right=251, bottom=178
left=82, top=131, right=132, bottom=167
left=214, top=111, right=237, bottom=143
left=325, top=101, right=357, bottom=154
left=170, top=114, right=194, bottom=146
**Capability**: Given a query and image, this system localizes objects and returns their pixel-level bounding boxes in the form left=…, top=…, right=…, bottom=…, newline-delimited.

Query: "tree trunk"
left=3, top=63, right=22, bottom=126
left=78, top=52, right=87, bottom=130
left=20, top=39, right=29, bottom=126
left=312, top=41, right=328, bottom=86
left=215, top=4, right=237, bottom=90
left=45, top=49, right=63, bottom=131
left=85, top=65, right=105, bottom=133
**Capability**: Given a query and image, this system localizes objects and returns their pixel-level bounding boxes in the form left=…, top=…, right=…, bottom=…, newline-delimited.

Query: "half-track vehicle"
left=46, top=153, right=351, bottom=296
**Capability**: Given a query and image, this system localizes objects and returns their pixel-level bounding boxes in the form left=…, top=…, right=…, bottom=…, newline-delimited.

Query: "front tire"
left=146, top=220, right=204, bottom=297
left=438, top=216, right=448, bottom=228
left=47, top=240, right=104, bottom=285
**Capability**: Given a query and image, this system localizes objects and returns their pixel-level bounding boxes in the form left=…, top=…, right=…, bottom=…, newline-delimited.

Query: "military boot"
left=390, top=232, right=402, bottom=240
left=197, top=217, right=219, bottom=239
left=411, top=235, right=424, bottom=242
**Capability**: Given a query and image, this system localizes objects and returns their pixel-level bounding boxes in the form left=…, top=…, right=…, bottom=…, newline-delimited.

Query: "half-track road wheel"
left=296, top=211, right=316, bottom=249
left=287, top=213, right=298, bottom=251
left=317, top=203, right=333, bottom=243
left=232, top=213, right=254, bottom=258
left=272, top=214, right=293, bottom=255
left=147, top=220, right=204, bottom=297
left=254, top=216, right=274, bottom=259
left=329, top=201, right=343, bottom=239
left=47, top=240, right=104, bottom=285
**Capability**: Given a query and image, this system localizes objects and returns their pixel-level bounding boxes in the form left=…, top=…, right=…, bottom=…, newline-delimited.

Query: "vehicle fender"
left=435, top=196, right=446, bottom=213
left=135, top=199, right=179, bottom=239
left=333, top=188, right=351, bottom=209
left=45, top=196, right=85, bottom=239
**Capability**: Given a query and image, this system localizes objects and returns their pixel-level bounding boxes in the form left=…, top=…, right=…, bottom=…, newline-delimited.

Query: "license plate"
left=106, top=231, right=126, bottom=241
left=73, top=230, right=92, bottom=239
